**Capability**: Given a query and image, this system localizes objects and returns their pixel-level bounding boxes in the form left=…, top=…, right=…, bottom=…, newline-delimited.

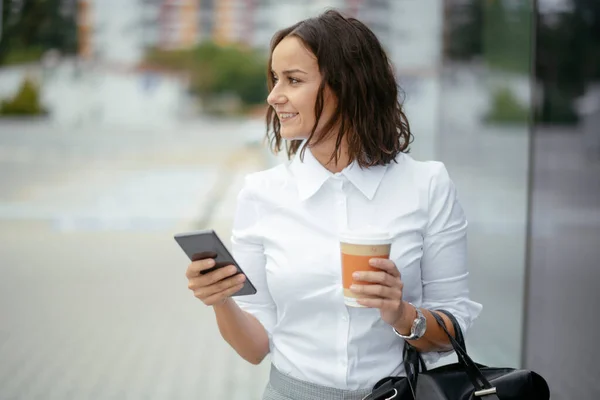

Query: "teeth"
left=280, top=113, right=297, bottom=119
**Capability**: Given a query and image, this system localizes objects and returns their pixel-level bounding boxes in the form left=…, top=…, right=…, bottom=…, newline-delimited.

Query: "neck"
left=309, top=139, right=350, bottom=173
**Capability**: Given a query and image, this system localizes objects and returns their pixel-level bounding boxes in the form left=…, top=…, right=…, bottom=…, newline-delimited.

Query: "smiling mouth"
left=279, top=113, right=298, bottom=122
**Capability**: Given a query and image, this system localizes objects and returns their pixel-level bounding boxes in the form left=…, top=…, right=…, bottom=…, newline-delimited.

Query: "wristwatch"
left=393, top=303, right=427, bottom=340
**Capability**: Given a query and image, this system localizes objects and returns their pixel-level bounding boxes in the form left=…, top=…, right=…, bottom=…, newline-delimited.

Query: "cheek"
left=299, top=92, right=317, bottom=119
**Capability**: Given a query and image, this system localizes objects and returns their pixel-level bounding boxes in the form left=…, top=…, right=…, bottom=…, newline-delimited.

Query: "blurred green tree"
left=536, top=1, right=600, bottom=123
left=485, top=87, right=529, bottom=124
left=482, top=0, right=533, bottom=74
left=444, top=0, right=483, bottom=60
left=144, top=41, right=268, bottom=112
left=444, top=0, right=532, bottom=73
left=0, top=76, right=47, bottom=115
left=0, top=0, right=78, bottom=66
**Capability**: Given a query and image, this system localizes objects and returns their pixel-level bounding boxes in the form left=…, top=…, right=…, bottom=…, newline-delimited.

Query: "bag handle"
left=430, top=311, right=500, bottom=400
left=435, top=309, right=466, bottom=351
left=403, top=310, right=466, bottom=388
left=403, top=341, right=425, bottom=397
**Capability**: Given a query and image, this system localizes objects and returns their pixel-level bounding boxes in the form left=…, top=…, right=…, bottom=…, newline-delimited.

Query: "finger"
left=353, top=271, right=399, bottom=288
left=202, top=282, right=245, bottom=306
left=368, top=258, right=400, bottom=277
left=203, top=265, right=241, bottom=285
left=350, top=284, right=402, bottom=300
left=186, top=257, right=219, bottom=278
left=204, top=270, right=245, bottom=292
left=356, top=297, right=402, bottom=310
left=194, top=273, right=246, bottom=299
left=188, top=265, right=239, bottom=290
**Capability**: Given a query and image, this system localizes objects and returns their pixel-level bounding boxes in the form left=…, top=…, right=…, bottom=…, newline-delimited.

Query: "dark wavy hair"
left=265, top=9, right=413, bottom=168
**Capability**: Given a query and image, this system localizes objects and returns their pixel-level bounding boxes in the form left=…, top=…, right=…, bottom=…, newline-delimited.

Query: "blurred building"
left=211, top=0, right=256, bottom=46
left=77, top=0, right=93, bottom=60
left=251, top=0, right=352, bottom=50
left=198, top=0, right=216, bottom=43
left=158, top=0, right=200, bottom=49
left=204, top=0, right=442, bottom=76
left=142, top=0, right=258, bottom=50
left=188, top=0, right=361, bottom=50
left=76, top=0, right=147, bottom=65
left=134, top=0, right=442, bottom=77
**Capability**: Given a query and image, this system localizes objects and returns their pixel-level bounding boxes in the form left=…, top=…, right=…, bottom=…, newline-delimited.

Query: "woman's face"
left=267, top=36, right=336, bottom=141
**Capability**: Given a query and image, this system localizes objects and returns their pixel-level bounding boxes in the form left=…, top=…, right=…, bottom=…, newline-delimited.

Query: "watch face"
left=414, top=317, right=427, bottom=338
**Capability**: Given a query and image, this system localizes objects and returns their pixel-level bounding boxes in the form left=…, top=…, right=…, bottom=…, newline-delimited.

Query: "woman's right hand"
left=186, top=252, right=247, bottom=306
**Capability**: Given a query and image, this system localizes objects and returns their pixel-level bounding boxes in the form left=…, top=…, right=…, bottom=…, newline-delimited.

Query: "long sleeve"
left=231, top=177, right=277, bottom=345
left=420, top=163, right=483, bottom=361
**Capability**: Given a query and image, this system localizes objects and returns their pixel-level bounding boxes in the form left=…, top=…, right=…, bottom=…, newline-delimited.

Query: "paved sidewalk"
left=0, top=226, right=271, bottom=400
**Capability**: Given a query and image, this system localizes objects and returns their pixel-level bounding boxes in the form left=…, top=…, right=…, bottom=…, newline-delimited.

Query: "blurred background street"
left=0, top=0, right=599, bottom=399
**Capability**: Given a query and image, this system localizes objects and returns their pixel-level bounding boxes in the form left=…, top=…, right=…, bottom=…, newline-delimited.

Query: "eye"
left=288, top=77, right=301, bottom=84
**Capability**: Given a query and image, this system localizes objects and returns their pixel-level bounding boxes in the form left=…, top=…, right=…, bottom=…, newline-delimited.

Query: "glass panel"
left=525, top=1, right=600, bottom=398
left=439, top=0, right=534, bottom=367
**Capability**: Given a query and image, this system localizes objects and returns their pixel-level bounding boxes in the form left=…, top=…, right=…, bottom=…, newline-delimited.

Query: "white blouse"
left=231, top=146, right=482, bottom=390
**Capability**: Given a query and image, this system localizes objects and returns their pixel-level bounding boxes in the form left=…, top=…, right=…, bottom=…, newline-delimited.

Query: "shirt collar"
left=290, top=143, right=388, bottom=201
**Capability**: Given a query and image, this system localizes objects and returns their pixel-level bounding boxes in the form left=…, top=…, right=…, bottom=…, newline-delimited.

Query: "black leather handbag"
left=364, top=310, right=550, bottom=400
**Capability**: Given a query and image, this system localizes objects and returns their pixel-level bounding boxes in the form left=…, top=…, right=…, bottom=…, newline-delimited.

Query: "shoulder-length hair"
left=265, top=9, right=413, bottom=168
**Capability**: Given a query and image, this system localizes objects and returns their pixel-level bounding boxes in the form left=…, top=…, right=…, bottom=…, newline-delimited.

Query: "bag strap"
left=403, top=310, right=465, bottom=378
left=403, top=341, right=425, bottom=397
left=430, top=311, right=500, bottom=400
left=435, top=309, right=466, bottom=351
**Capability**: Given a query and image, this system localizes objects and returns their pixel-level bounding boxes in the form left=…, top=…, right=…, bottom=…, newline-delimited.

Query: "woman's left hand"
left=350, top=258, right=407, bottom=326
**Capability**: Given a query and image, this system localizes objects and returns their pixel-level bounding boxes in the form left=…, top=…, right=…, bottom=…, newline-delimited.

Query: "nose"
left=267, top=84, right=286, bottom=107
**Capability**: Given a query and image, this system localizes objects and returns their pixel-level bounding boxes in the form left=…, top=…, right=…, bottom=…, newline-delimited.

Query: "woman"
left=185, top=9, right=482, bottom=400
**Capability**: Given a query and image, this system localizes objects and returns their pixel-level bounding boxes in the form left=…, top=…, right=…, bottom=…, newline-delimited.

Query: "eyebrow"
left=271, top=69, right=308, bottom=75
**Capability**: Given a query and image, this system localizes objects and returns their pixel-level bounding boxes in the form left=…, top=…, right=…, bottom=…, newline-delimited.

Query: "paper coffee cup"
left=340, top=229, right=392, bottom=307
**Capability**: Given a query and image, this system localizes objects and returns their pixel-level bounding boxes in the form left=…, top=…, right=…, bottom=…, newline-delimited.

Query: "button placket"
left=334, top=177, right=347, bottom=230
left=331, top=175, right=350, bottom=386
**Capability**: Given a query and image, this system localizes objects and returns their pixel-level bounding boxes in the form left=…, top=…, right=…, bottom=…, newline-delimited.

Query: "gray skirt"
left=263, top=365, right=372, bottom=400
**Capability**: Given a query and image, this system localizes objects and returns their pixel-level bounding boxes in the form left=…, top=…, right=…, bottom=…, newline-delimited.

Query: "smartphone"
left=174, top=229, right=257, bottom=296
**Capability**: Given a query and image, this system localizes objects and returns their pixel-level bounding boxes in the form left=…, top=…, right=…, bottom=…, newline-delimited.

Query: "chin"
left=279, top=128, right=308, bottom=141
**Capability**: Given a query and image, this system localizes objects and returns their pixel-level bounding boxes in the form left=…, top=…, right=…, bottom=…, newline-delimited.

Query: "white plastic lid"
left=339, top=228, right=392, bottom=245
